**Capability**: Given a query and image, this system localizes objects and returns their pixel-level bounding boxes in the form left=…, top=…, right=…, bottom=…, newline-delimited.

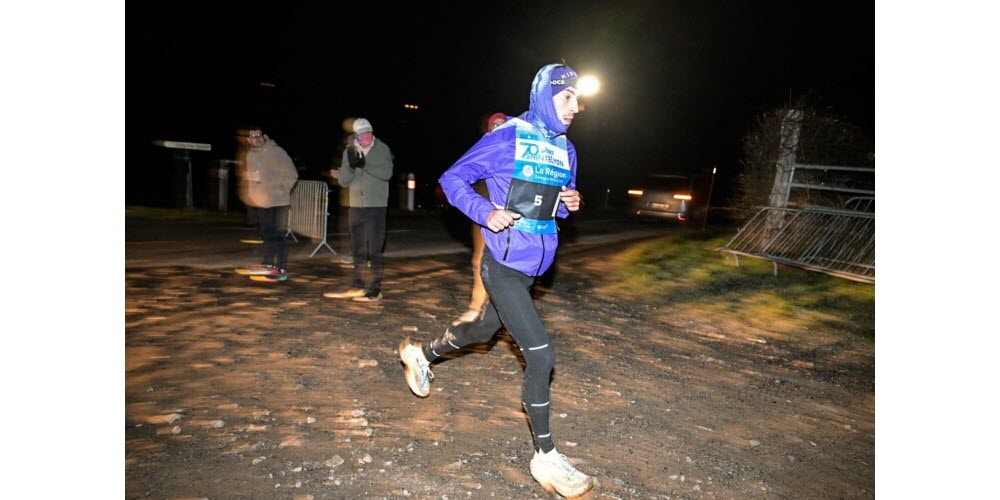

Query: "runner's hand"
left=559, top=186, right=581, bottom=212
left=486, top=209, right=521, bottom=232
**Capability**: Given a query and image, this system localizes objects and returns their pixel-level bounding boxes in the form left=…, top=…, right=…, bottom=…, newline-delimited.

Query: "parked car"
left=628, top=174, right=695, bottom=221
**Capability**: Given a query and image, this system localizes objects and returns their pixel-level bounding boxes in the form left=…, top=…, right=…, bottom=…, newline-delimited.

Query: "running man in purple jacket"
left=398, top=63, right=593, bottom=497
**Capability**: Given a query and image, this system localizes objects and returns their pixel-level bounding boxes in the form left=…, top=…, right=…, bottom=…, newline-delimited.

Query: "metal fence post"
left=407, top=173, right=415, bottom=212
left=701, top=166, right=717, bottom=231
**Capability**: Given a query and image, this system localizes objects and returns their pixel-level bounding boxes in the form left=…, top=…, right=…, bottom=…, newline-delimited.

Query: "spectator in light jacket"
left=236, top=126, right=298, bottom=282
left=324, top=117, right=394, bottom=302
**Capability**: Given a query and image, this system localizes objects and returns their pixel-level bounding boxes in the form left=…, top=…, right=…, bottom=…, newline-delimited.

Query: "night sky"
left=131, top=1, right=873, bottom=206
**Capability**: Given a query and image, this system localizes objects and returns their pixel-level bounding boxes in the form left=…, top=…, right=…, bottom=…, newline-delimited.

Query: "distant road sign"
left=152, top=140, right=212, bottom=151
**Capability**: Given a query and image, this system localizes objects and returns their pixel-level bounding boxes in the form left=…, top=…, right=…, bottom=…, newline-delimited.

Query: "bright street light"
left=577, top=75, right=600, bottom=97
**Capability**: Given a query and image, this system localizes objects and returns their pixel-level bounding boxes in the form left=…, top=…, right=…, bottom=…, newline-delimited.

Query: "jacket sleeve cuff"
left=472, top=199, right=495, bottom=226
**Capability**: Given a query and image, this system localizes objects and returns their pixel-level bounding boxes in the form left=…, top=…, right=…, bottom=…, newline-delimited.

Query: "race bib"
left=506, top=120, right=570, bottom=234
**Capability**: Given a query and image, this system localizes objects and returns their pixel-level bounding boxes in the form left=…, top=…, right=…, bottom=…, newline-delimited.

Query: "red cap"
left=487, top=112, right=507, bottom=132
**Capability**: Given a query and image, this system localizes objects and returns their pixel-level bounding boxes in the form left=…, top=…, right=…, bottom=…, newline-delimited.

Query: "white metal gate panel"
left=286, top=180, right=336, bottom=257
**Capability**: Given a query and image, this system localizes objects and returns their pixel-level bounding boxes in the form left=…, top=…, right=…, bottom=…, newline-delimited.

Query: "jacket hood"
left=252, top=137, right=278, bottom=152
left=520, top=63, right=570, bottom=137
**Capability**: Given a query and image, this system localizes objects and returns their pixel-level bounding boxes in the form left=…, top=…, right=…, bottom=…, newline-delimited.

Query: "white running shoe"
left=529, top=448, right=594, bottom=498
left=398, top=337, right=433, bottom=397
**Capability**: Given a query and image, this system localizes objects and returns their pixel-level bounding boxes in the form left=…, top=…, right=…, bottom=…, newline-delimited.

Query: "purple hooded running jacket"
left=439, top=64, right=578, bottom=277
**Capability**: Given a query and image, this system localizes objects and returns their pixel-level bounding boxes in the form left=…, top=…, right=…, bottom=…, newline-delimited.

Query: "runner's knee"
left=523, top=343, right=555, bottom=375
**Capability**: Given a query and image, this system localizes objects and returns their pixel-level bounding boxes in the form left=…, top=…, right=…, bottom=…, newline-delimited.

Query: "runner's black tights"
left=423, top=251, right=557, bottom=453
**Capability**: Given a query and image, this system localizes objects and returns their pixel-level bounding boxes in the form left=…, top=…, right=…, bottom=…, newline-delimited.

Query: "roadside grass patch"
left=604, top=231, right=874, bottom=338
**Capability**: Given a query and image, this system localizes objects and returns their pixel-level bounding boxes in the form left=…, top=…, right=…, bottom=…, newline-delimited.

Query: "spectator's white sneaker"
left=324, top=288, right=365, bottom=299
left=337, top=256, right=371, bottom=267
left=398, top=337, right=433, bottom=397
left=235, top=264, right=273, bottom=276
left=352, top=291, right=383, bottom=303
left=530, top=448, right=594, bottom=498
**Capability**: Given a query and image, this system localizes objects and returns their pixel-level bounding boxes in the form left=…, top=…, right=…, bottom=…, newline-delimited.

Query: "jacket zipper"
left=535, top=234, right=545, bottom=276
left=359, top=160, right=365, bottom=207
left=502, top=193, right=512, bottom=260
left=503, top=231, right=511, bottom=261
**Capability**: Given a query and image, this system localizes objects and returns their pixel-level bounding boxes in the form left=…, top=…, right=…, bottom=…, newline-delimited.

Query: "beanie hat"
left=549, top=66, right=578, bottom=94
left=487, top=112, right=507, bottom=131
left=352, top=118, right=373, bottom=134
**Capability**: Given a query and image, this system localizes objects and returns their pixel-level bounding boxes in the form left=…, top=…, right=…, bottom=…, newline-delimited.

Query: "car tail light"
left=628, top=189, right=643, bottom=197
left=673, top=194, right=692, bottom=200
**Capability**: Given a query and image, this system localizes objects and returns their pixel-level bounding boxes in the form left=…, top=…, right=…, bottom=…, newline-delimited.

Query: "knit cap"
left=549, top=66, right=578, bottom=94
left=352, top=118, right=373, bottom=134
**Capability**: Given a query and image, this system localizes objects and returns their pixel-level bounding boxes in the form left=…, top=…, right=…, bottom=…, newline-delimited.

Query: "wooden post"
left=764, top=109, right=802, bottom=236
left=768, top=109, right=803, bottom=209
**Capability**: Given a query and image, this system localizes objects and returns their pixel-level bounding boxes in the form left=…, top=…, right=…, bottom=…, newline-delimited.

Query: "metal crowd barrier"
left=285, top=180, right=336, bottom=257
left=718, top=206, right=874, bottom=284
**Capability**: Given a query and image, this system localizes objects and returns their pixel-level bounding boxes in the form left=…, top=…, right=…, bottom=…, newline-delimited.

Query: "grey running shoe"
left=398, top=337, right=433, bottom=397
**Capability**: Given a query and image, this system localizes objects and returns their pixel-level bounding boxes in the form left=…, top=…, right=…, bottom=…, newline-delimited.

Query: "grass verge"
left=601, top=231, right=875, bottom=339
